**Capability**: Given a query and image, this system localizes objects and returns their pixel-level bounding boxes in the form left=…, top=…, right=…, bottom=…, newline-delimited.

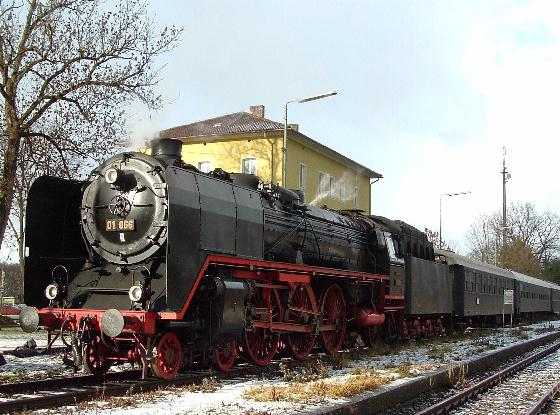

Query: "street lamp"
left=283, top=91, right=337, bottom=186
left=439, top=191, right=471, bottom=249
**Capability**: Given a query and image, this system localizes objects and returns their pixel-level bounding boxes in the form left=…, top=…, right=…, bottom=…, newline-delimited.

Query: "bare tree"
left=466, top=202, right=560, bottom=271
left=6, top=128, right=83, bottom=280
left=424, top=228, right=459, bottom=253
left=500, top=237, right=541, bottom=277
left=0, top=0, right=182, bottom=248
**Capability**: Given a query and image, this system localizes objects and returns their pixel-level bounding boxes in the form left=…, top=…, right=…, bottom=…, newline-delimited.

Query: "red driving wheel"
left=241, top=287, right=281, bottom=366
left=82, top=336, right=112, bottom=376
left=319, top=283, right=347, bottom=355
left=151, top=332, right=182, bottom=379
left=361, top=325, right=379, bottom=348
left=285, top=284, right=317, bottom=360
left=213, top=339, right=237, bottom=371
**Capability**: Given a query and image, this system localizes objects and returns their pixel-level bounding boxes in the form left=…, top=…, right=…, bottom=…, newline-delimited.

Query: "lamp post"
left=439, top=191, right=471, bottom=249
left=283, top=91, right=337, bottom=186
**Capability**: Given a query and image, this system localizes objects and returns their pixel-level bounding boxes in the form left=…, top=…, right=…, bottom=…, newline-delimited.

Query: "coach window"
left=241, top=157, right=257, bottom=175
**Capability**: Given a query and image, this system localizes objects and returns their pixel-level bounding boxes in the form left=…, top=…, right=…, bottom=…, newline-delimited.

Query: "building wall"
left=179, top=137, right=283, bottom=184
left=166, top=134, right=371, bottom=214
left=286, top=139, right=371, bottom=213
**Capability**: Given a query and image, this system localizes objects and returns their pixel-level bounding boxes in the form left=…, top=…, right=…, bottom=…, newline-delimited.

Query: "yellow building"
left=159, top=105, right=381, bottom=214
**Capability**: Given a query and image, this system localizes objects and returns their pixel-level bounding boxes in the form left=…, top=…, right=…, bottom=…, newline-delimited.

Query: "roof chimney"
left=249, top=105, right=265, bottom=119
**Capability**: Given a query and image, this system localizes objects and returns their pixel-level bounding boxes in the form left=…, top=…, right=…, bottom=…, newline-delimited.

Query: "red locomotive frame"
left=35, top=254, right=401, bottom=378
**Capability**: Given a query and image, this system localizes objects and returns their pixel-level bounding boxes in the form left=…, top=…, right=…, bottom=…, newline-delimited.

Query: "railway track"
left=2, top=330, right=558, bottom=414
left=524, top=378, right=560, bottom=415
left=0, top=364, right=265, bottom=414
left=415, top=341, right=560, bottom=415
left=0, top=344, right=368, bottom=414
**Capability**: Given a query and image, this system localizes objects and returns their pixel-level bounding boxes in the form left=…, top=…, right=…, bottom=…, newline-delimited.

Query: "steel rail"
left=523, top=378, right=560, bottom=415
left=0, top=369, right=141, bottom=395
left=0, top=339, right=387, bottom=414
left=415, top=341, right=560, bottom=415
left=0, top=361, right=287, bottom=413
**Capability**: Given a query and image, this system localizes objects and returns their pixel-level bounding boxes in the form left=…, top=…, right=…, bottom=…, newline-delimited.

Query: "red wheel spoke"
left=151, top=332, right=182, bottom=380
left=241, top=287, right=281, bottom=366
left=285, top=284, right=317, bottom=360
left=319, top=283, right=347, bottom=355
left=213, top=340, right=237, bottom=371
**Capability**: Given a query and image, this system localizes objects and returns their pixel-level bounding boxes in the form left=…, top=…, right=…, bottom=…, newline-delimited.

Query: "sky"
left=126, top=0, right=560, bottom=253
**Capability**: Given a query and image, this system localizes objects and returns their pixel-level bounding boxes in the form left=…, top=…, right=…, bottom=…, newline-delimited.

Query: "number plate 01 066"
left=106, top=219, right=135, bottom=231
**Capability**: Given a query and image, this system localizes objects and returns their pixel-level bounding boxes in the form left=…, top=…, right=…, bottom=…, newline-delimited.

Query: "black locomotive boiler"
left=20, top=139, right=410, bottom=378
left=19, top=138, right=560, bottom=379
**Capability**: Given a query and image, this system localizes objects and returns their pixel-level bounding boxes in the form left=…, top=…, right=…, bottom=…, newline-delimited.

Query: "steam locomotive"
left=19, top=138, right=560, bottom=379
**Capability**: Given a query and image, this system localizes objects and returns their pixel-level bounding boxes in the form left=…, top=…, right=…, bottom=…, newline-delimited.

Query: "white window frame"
left=198, top=160, right=212, bottom=173
left=299, top=163, right=307, bottom=189
left=340, top=179, right=346, bottom=200
left=319, top=172, right=328, bottom=194
left=241, top=157, right=257, bottom=175
left=354, top=186, right=360, bottom=208
left=329, top=176, right=336, bottom=199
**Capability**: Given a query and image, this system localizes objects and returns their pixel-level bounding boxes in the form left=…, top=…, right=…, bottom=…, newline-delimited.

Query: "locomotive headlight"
left=104, top=167, right=122, bottom=185
left=44, top=283, right=60, bottom=300
left=128, top=285, right=143, bottom=302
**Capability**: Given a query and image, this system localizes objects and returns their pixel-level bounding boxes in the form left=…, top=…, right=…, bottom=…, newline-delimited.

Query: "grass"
left=279, top=359, right=329, bottom=382
left=511, top=328, right=530, bottom=340
left=447, top=362, right=469, bottom=388
left=390, top=362, right=416, bottom=378
left=426, top=344, right=453, bottom=361
left=535, top=322, right=557, bottom=334
left=0, top=325, right=24, bottom=332
left=0, top=367, right=65, bottom=383
left=0, top=370, right=26, bottom=383
left=243, top=370, right=390, bottom=403
left=183, top=377, right=221, bottom=393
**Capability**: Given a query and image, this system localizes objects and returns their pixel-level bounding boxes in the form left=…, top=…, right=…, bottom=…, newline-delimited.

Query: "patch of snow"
left=5, top=321, right=560, bottom=414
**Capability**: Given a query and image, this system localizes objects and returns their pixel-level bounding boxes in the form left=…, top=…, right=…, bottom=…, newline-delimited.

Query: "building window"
left=354, top=187, right=360, bottom=208
left=339, top=179, right=346, bottom=200
left=299, top=163, right=307, bottom=189
left=198, top=160, right=212, bottom=173
left=241, top=157, right=257, bottom=175
left=319, top=172, right=328, bottom=194
left=329, top=176, right=336, bottom=198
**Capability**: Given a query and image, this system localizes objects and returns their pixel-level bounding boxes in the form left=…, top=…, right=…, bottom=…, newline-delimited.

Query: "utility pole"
left=0, top=270, right=4, bottom=317
left=501, top=147, right=511, bottom=247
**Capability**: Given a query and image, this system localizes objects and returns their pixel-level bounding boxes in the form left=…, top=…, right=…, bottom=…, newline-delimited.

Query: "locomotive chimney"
left=150, top=138, right=183, bottom=164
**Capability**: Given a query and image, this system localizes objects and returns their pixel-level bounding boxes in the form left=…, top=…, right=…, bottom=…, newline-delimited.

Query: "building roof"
left=160, top=112, right=283, bottom=137
left=159, top=109, right=382, bottom=179
left=435, top=249, right=513, bottom=278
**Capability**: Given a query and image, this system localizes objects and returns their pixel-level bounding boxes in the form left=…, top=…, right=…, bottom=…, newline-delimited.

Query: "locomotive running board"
left=159, top=254, right=390, bottom=320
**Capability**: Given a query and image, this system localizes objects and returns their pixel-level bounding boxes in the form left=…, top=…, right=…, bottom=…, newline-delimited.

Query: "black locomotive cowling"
left=25, top=138, right=405, bottom=346
left=81, top=152, right=169, bottom=265
left=24, top=176, right=88, bottom=309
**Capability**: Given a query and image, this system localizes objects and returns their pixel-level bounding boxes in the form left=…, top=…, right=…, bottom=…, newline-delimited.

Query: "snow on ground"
left=0, top=327, right=63, bottom=352
left=3, top=321, right=560, bottom=414
left=0, top=328, right=70, bottom=381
